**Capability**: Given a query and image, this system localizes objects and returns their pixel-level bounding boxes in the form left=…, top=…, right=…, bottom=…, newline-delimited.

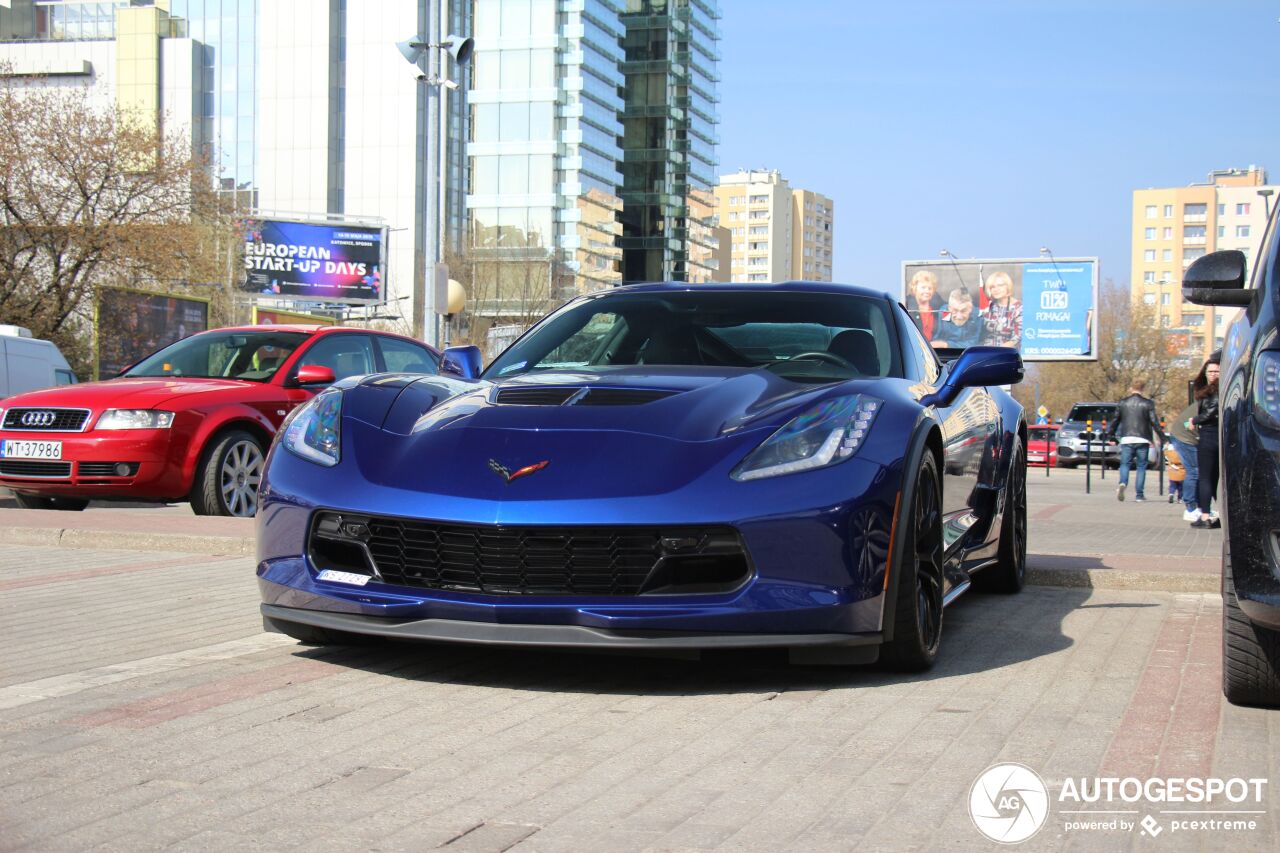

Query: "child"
left=1164, top=441, right=1185, bottom=504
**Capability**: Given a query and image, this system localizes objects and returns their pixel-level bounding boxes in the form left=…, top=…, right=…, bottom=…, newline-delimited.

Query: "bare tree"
left=446, top=245, right=571, bottom=361
left=1016, top=280, right=1193, bottom=423
left=0, top=68, right=238, bottom=376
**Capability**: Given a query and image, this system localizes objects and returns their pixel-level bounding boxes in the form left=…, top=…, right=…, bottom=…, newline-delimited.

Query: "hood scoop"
left=493, top=386, right=679, bottom=407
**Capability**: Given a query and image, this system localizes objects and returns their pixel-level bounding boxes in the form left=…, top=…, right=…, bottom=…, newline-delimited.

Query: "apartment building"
left=1132, top=166, right=1274, bottom=360
left=714, top=169, right=834, bottom=282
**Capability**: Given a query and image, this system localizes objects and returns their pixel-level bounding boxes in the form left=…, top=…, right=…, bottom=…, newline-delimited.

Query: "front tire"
left=881, top=453, right=944, bottom=672
left=974, top=437, right=1028, bottom=593
left=191, top=430, right=265, bottom=517
left=1223, top=539, right=1280, bottom=708
left=13, top=493, right=89, bottom=511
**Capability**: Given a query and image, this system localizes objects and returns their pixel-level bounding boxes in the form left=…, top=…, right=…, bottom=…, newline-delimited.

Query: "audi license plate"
left=1028, top=453, right=1044, bottom=462
left=0, top=440, right=62, bottom=460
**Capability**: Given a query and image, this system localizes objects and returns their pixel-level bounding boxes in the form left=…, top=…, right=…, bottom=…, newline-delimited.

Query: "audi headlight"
left=97, top=409, right=175, bottom=430
left=731, top=395, right=882, bottom=481
left=282, top=390, right=342, bottom=467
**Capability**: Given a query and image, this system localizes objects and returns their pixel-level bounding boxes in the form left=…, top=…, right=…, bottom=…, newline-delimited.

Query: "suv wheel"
left=13, top=493, right=89, bottom=511
left=1223, top=539, right=1280, bottom=707
left=191, top=430, right=264, bottom=517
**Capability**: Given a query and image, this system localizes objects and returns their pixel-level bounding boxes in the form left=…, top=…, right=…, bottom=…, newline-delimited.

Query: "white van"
left=0, top=326, right=77, bottom=399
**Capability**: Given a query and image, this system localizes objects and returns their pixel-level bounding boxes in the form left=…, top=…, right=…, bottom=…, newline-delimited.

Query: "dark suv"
left=1183, top=196, right=1280, bottom=707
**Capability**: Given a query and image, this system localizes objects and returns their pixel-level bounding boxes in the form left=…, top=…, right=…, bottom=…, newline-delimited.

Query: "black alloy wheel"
left=881, top=453, right=945, bottom=671
left=976, top=438, right=1028, bottom=593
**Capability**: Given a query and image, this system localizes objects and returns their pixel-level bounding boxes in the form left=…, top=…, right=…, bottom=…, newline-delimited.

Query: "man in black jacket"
left=1108, top=379, right=1163, bottom=502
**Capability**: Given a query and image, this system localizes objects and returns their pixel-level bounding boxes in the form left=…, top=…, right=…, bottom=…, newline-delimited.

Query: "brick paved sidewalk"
left=0, top=543, right=1273, bottom=851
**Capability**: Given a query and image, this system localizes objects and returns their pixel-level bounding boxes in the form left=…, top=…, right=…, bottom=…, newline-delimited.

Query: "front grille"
left=77, top=462, right=139, bottom=477
left=3, top=408, right=90, bottom=432
left=312, top=513, right=747, bottom=596
left=0, top=460, right=72, bottom=478
left=494, top=387, right=677, bottom=406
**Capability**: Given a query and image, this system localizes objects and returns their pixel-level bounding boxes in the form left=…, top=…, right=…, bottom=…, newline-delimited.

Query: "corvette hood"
left=3, top=377, right=261, bottom=410
left=341, top=368, right=879, bottom=502
left=376, top=368, right=851, bottom=442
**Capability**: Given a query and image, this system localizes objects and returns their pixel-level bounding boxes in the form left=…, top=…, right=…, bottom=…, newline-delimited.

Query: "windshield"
left=1065, top=404, right=1117, bottom=424
left=484, top=290, right=902, bottom=383
left=125, top=331, right=310, bottom=382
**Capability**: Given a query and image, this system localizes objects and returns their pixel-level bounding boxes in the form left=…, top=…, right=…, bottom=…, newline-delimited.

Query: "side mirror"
left=441, top=345, right=482, bottom=379
left=922, top=346, right=1024, bottom=408
left=293, top=364, right=336, bottom=386
left=1182, top=250, right=1253, bottom=306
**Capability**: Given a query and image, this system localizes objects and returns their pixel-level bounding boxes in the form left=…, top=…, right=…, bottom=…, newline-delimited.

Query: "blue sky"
left=717, top=0, right=1280, bottom=288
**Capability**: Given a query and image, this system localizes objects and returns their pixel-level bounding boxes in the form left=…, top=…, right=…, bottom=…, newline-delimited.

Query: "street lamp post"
left=1259, top=188, right=1275, bottom=221
left=397, top=24, right=473, bottom=346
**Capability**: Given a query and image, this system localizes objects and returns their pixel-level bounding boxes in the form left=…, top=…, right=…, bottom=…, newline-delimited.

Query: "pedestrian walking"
left=1190, top=353, right=1222, bottom=529
left=1108, top=378, right=1162, bottom=502
left=1164, top=442, right=1185, bottom=504
left=1169, top=397, right=1201, bottom=521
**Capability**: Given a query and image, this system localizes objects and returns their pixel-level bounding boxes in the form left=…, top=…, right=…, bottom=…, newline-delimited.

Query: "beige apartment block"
left=1131, top=166, right=1273, bottom=362
left=792, top=188, right=834, bottom=281
left=715, top=169, right=834, bottom=283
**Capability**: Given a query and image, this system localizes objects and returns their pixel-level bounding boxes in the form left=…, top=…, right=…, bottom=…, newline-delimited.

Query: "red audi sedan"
left=0, top=325, right=440, bottom=515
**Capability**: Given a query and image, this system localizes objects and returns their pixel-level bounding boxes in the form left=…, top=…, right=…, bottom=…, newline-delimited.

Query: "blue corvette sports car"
left=257, top=282, right=1027, bottom=670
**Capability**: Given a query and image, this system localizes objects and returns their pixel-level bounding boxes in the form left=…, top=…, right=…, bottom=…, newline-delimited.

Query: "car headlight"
left=731, top=395, right=882, bottom=481
left=282, top=390, right=342, bottom=467
left=97, top=409, right=175, bottom=430
left=1254, top=351, right=1280, bottom=431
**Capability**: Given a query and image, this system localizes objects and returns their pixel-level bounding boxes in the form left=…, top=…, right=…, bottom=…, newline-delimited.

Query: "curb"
left=0, top=526, right=254, bottom=557
left=0, top=525, right=1221, bottom=594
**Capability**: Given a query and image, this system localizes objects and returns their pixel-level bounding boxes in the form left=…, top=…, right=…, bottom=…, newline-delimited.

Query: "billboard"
left=252, top=306, right=337, bottom=327
left=901, top=257, right=1098, bottom=362
left=95, top=287, right=210, bottom=380
left=242, top=218, right=387, bottom=305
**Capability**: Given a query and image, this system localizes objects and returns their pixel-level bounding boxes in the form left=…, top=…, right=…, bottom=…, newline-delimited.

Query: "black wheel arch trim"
left=880, top=412, right=943, bottom=642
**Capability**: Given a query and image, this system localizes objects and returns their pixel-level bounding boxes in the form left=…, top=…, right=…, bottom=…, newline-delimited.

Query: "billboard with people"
left=95, top=287, right=210, bottom=379
left=900, top=257, right=1098, bottom=362
left=241, top=217, right=387, bottom=305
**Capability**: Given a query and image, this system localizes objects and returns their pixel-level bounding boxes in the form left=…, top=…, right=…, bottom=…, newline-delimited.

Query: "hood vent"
left=494, top=386, right=678, bottom=407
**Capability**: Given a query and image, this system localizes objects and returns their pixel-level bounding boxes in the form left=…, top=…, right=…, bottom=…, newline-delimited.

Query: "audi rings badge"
left=20, top=411, right=56, bottom=428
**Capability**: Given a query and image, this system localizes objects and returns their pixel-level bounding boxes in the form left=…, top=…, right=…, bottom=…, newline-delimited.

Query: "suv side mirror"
left=922, top=346, right=1024, bottom=408
left=293, top=364, right=336, bottom=386
left=441, top=345, right=482, bottom=379
left=1182, top=250, right=1253, bottom=306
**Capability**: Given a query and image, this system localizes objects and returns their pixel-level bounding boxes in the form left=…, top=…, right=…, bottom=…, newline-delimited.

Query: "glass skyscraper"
left=619, top=0, right=721, bottom=283
left=167, top=0, right=258, bottom=200
left=467, top=0, right=625, bottom=318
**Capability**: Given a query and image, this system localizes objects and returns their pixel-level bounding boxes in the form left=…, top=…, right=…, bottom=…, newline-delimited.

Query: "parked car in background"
left=1182, top=195, right=1280, bottom=708
left=1056, top=401, right=1159, bottom=469
left=1027, top=424, right=1058, bottom=467
left=0, top=325, right=440, bottom=516
left=0, top=326, right=76, bottom=399
left=1055, top=402, right=1118, bottom=468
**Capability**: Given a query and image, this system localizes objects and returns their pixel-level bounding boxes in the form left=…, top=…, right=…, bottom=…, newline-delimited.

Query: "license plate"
left=1028, top=454, right=1044, bottom=461
left=1, top=440, right=62, bottom=460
